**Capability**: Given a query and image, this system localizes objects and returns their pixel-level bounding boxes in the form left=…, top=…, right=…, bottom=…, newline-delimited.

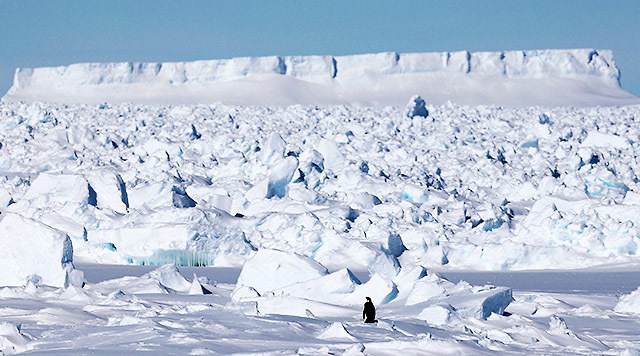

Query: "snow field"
left=0, top=263, right=639, bottom=354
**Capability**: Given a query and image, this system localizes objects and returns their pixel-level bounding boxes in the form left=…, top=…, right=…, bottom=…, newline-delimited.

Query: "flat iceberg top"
left=4, top=49, right=639, bottom=107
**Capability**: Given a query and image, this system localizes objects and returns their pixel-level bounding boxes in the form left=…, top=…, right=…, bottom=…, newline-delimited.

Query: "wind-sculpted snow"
left=4, top=49, right=639, bottom=107
left=2, top=100, right=640, bottom=274
left=233, top=251, right=512, bottom=320
left=0, top=263, right=636, bottom=354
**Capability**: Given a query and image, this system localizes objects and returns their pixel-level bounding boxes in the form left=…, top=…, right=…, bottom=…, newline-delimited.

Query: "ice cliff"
left=4, top=49, right=639, bottom=107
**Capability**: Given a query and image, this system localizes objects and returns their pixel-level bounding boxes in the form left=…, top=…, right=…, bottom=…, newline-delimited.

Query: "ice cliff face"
left=4, top=49, right=638, bottom=107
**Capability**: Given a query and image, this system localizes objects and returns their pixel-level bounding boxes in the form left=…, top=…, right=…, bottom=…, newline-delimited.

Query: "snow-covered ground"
left=2, top=48, right=640, bottom=353
left=1, top=262, right=639, bottom=355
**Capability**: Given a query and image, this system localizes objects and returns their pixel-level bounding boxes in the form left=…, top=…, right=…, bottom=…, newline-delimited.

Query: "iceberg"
left=4, top=49, right=638, bottom=107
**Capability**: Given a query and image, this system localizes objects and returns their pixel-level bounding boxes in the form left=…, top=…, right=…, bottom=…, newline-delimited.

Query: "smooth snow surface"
left=3, top=101, right=640, bottom=272
left=4, top=49, right=639, bottom=107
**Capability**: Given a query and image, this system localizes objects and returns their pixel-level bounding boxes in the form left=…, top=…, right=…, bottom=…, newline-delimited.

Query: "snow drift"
left=232, top=250, right=512, bottom=320
left=4, top=49, right=639, bottom=107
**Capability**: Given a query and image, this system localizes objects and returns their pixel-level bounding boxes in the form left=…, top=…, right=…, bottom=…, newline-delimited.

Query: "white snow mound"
left=0, top=322, right=31, bottom=355
left=614, top=287, right=640, bottom=314
left=235, top=249, right=328, bottom=294
left=0, top=213, right=76, bottom=288
left=317, top=322, right=357, bottom=341
left=144, top=264, right=192, bottom=293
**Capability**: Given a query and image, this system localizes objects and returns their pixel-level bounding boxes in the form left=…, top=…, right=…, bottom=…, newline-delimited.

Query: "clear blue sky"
left=1, top=1, right=639, bottom=96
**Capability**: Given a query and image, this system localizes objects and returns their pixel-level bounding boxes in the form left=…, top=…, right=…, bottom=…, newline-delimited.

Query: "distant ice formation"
left=4, top=49, right=639, bottom=107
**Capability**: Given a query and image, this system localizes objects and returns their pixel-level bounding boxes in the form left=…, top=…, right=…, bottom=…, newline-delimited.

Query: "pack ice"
left=2, top=98, right=640, bottom=275
left=4, top=49, right=639, bottom=107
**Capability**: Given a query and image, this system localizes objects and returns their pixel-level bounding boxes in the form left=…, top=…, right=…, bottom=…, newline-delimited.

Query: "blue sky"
left=1, top=1, right=639, bottom=96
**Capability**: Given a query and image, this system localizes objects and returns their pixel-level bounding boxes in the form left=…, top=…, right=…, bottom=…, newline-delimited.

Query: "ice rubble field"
left=3, top=101, right=640, bottom=274
left=2, top=99, right=640, bottom=354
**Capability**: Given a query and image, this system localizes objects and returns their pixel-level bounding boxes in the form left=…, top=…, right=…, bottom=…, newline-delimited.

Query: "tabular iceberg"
left=3, top=49, right=638, bottom=107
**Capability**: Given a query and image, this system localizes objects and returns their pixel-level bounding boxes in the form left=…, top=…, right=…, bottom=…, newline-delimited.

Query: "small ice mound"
left=416, top=303, right=456, bottom=326
left=402, top=183, right=428, bottom=204
left=190, top=347, right=217, bottom=355
left=266, top=156, right=299, bottom=199
left=84, top=170, right=129, bottom=214
left=305, top=309, right=315, bottom=318
left=405, top=278, right=449, bottom=306
left=262, top=132, right=286, bottom=164
left=351, top=273, right=399, bottom=305
left=235, top=249, right=328, bottom=295
left=392, top=266, right=429, bottom=300
left=581, top=131, right=629, bottom=149
left=0, top=287, right=24, bottom=299
left=343, top=343, right=366, bottom=356
left=405, top=273, right=512, bottom=320
left=188, top=273, right=212, bottom=295
left=65, top=269, right=86, bottom=288
left=583, top=166, right=629, bottom=198
left=270, top=268, right=361, bottom=305
left=0, top=322, right=31, bottom=355
left=105, top=289, right=140, bottom=305
left=316, top=138, right=344, bottom=173
left=573, top=304, right=609, bottom=318
left=172, top=186, right=197, bottom=208
left=107, top=315, right=146, bottom=327
left=57, top=285, right=95, bottom=302
left=10, top=173, right=90, bottom=210
left=0, top=187, right=12, bottom=210
left=0, top=213, right=76, bottom=288
left=230, top=285, right=260, bottom=303
left=451, top=286, right=513, bottom=320
left=387, top=233, right=407, bottom=258
left=405, top=95, right=429, bottom=118
left=548, top=315, right=576, bottom=338
left=93, top=276, right=170, bottom=295
left=349, top=192, right=382, bottom=210
left=23, top=275, right=41, bottom=294
left=144, top=264, right=191, bottom=293
left=614, top=287, right=640, bottom=314
left=317, top=322, right=357, bottom=342
left=367, top=251, right=401, bottom=279
left=224, top=300, right=259, bottom=316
